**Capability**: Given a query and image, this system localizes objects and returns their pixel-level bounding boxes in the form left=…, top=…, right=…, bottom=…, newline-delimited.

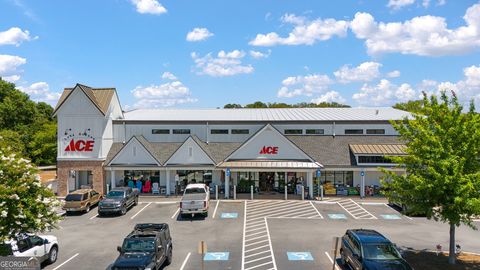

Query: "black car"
left=340, top=229, right=413, bottom=270
left=98, top=187, right=139, bottom=216
left=112, top=223, right=173, bottom=270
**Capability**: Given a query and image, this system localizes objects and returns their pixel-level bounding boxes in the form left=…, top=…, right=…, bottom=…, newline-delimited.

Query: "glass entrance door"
left=259, top=172, right=275, bottom=192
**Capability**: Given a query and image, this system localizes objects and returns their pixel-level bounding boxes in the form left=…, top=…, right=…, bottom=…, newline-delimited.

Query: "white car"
left=1, top=234, right=59, bottom=265
left=180, top=183, right=210, bottom=217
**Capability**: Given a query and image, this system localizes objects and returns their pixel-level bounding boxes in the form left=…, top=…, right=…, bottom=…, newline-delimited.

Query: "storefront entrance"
left=259, top=172, right=275, bottom=193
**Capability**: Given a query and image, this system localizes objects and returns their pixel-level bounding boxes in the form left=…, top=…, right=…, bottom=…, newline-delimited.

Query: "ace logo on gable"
left=259, top=146, right=279, bottom=155
left=64, top=139, right=95, bottom=152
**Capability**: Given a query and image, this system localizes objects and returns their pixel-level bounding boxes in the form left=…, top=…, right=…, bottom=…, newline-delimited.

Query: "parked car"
left=63, top=189, right=101, bottom=214
left=98, top=187, right=139, bottom=216
left=112, top=223, right=173, bottom=270
left=340, top=229, right=413, bottom=270
left=180, top=183, right=210, bottom=217
left=0, top=233, right=59, bottom=265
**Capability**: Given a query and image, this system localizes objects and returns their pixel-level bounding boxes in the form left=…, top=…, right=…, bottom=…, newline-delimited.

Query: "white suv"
left=1, top=234, right=59, bottom=265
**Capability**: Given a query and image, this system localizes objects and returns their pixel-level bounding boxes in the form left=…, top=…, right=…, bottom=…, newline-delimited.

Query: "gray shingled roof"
left=105, top=135, right=404, bottom=167
left=286, top=135, right=404, bottom=167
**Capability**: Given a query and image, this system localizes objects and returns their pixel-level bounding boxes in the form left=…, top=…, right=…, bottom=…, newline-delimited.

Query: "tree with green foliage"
left=245, top=101, right=268, bottom=108
left=224, top=103, right=243, bottom=109
left=393, top=100, right=426, bottom=114
left=0, top=79, right=57, bottom=165
left=382, top=92, right=480, bottom=264
left=0, top=138, right=62, bottom=242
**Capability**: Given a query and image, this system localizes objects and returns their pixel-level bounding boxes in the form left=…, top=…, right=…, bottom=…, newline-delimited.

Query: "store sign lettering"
left=64, top=139, right=95, bottom=152
left=259, top=146, right=278, bottom=155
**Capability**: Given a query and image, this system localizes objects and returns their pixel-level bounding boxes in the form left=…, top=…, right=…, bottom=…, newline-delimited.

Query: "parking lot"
left=44, top=198, right=480, bottom=270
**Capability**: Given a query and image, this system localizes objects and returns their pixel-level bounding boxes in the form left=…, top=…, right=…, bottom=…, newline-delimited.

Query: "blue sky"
left=0, top=0, right=479, bottom=109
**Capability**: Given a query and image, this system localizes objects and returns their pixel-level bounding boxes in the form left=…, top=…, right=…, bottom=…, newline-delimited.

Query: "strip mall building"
left=54, top=84, right=409, bottom=198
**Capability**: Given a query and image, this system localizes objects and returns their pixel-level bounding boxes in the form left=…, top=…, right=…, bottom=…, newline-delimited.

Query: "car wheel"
left=47, top=245, right=58, bottom=264
left=121, top=206, right=127, bottom=215
left=85, top=204, right=90, bottom=213
left=165, top=248, right=172, bottom=265
left=204, top=211, right=208, bottom=218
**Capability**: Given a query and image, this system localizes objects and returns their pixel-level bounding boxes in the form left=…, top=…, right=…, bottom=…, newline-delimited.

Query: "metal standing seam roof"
left=53, top=84, right=115, bottom=116
left=349, top=144, right=406, bottom=155
left=122, top=107, right=411, bottom=122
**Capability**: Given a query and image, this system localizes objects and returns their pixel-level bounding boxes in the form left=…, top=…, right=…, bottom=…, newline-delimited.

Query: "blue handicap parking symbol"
left=381, top=214, right=401, bottom=220
left=221, top=212, right=238, bottom=219
left=204, top=252, right=229, bottom=261
left=328, top=214, right=347, bottom=219
left=287, top=252, right=314, bottom=261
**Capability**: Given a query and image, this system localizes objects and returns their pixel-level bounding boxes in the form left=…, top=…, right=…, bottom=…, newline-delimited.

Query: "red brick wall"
left=57, top=160, right=105, bottom=196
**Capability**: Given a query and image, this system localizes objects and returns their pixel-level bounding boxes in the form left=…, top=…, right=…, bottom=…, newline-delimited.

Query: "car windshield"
left=363, top=243, right=402, bottom=260
left=107, top=191, right=125, bottom=198
left=122, top=239, right=155, bottom=252
left=185, top=188, right=204, bottom=194
left=65, top=194, right=83, bottom=201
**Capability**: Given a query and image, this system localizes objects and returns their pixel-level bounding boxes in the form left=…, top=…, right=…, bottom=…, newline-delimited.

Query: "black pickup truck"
left=111, top=223, right=173, bottom=270
left=98, top=187, right=139, bottom=216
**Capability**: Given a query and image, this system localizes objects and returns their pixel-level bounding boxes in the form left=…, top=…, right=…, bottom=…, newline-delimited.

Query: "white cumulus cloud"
left=186, top=28, right=214, bottom=42
left=350, top=2, right=480, bottom=56
left=334, top=62, right=382, bottom=83
left=387, top=0, right=416, bottom=10
left=130, top=0, right=166, bottom=15
left=161, top=71, right=177, bottom=80
left=131, top=78, right=197, bottom=108
left=191, top=50, right=254, bottom=77
left=249, top=14, right=348, bottom=46
left=387, top=70, right=401, bottom=78
left=17, top=82, right=61, bottom=105
left=249, top=50, right=271, bottom=59
left=0, top=27, right=37, bottom=46
left=311, top=91, right=346, bottom=104
left=352, top=79, right=417, bottom=106
left=0, top=55, right=26, bottom=80
left=277, top=74, right=333, bottom=98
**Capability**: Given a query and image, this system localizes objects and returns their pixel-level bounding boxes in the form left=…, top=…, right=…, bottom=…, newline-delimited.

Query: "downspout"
left=332, top=121, right=336, bottom=138
left=206, top=121, right=209, bottom=144
left=123, top=121, right=126, bottom=144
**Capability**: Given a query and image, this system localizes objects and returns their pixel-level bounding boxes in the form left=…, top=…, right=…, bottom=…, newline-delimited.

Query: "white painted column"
left=110, top=170, right=116, bottom=189
left=166, top=170, right=171, bottom=196
left=225, top=171, right=230, bottom=199
left=307, top=172, right=313, bottom=199
left=360, top=169, right=365, bottom=198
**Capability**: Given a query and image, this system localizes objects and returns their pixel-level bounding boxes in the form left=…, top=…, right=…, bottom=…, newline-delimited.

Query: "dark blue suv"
left=340, top=229, right=413, bottom=270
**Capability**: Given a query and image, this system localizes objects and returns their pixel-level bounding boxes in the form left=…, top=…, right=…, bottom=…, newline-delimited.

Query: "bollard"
left=301, top=185, right=305, bottom=200
left=284, top=186, right=287, bottom=200
left=250, top=185, right=253, bottom=200
left=234, top=185, right=237, bottom=200
left=215, top=185, right=218, bottom=200
left=320, top=185, right=324, bottom=201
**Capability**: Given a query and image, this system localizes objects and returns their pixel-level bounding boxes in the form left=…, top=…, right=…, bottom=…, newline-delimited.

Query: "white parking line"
left=130, top=202, right=152, bottom=219
left=212, top=200, right=220, bottom=218
left=179, top=252, right=191, bottom=270
left=171, top=208, right=180, bottom=219
left=52, top=253, right=79, bottom=270
left=242, top=201, right=246, bottom=270
left=324, top=251, right=340, bottom=270
left=309, top=201, right=324, bottom=218
left=89, top=214, right=98, bottom=220
left=264, top=218, right=277, bottom=270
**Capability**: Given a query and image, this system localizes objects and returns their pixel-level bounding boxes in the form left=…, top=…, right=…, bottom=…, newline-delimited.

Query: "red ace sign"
left=259, top=146, right=279, bottom=155
left=64, top=139, right=95, bottom=152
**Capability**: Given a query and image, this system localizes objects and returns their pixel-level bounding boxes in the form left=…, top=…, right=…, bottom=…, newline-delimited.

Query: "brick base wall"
left=57, top=160, right=105, bottom=196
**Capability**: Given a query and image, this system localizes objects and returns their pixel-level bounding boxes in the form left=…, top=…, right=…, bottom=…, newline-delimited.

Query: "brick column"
left=56, top=160, right=105, bottom=196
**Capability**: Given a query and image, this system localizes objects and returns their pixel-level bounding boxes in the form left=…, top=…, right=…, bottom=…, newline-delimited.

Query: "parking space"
left=43, top=198, right=480, bottom=270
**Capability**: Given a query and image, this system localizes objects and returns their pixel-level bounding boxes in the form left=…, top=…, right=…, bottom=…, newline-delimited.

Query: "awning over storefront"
left=349, top=144, right=406, bottom=155
left=217, top=160, right=322, bottom=170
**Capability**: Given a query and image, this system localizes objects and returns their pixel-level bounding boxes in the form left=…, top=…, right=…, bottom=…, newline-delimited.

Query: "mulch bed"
left=404, top=250, right=480, bottom=270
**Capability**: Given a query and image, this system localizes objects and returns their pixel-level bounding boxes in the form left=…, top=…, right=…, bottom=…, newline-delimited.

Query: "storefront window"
left=334, top=171, right=345, bottom=186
